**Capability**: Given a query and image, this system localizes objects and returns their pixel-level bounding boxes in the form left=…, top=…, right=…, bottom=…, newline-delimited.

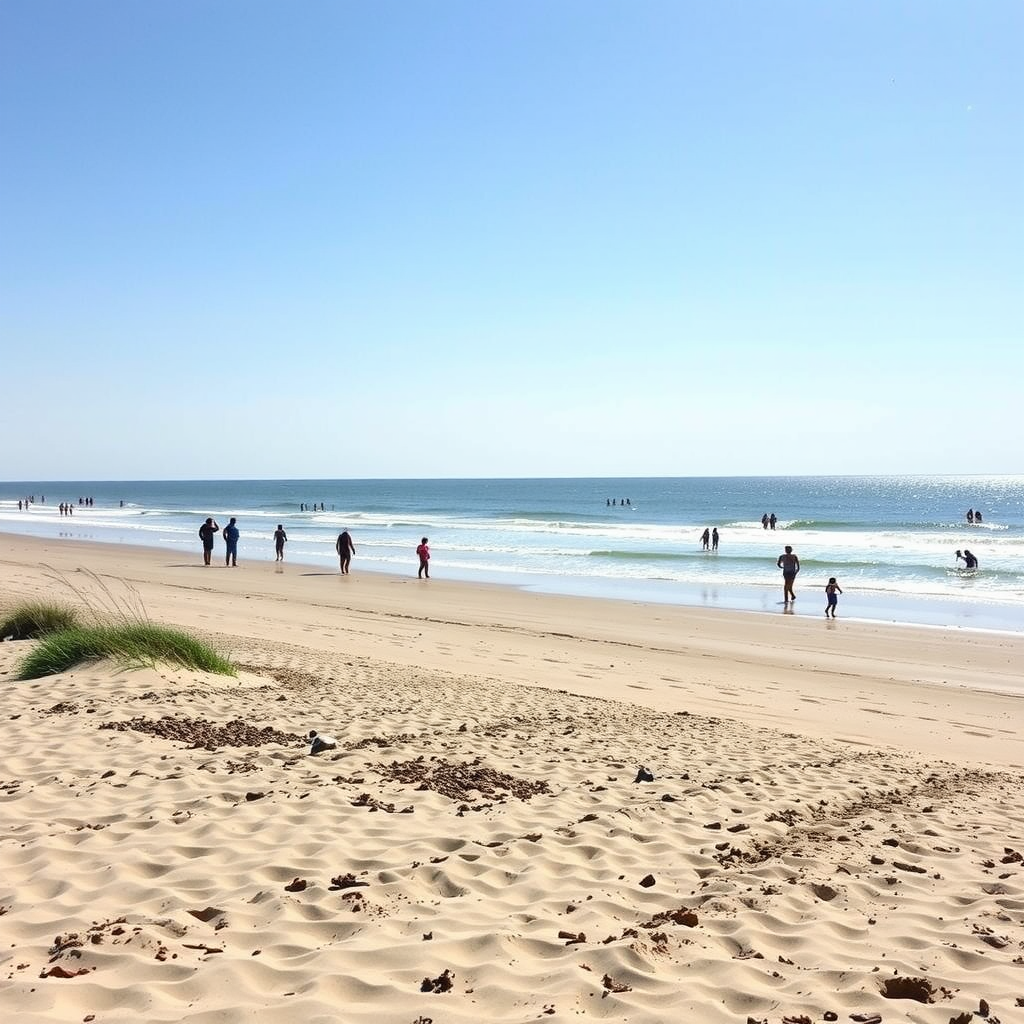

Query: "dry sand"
left=1, top=533, right=1022, bottom=1023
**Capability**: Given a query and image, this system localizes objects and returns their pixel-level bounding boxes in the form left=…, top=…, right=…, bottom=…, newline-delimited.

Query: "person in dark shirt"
left=198, top=517, right=219, bottom=566
left=273, top=525, right=288, bottom=561
left=336, top=530, right=355, bottom=574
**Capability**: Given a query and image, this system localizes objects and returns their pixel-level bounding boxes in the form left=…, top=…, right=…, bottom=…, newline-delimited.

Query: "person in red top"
left=416, top=537, right=430, bottom=579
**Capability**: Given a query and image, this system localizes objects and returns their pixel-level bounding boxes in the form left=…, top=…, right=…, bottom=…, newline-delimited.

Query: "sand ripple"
left=1, top=638, right=1023, bottom=1023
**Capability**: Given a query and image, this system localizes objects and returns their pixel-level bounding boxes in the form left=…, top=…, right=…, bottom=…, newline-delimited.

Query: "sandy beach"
left=2, top=532, right=1022, bottom=1023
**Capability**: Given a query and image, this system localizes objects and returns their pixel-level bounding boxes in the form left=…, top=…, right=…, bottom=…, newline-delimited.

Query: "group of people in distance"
left=194, top=504, right=982, bottom=613
left=966, top=508, right=983, bottom=524
left=198, top=517, right=432, bottom=579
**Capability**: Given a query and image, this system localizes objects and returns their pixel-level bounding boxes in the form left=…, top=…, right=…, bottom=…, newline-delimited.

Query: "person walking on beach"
left=199, top=517, right=219, bottom=566
left=761, top=513, right=769, bottom=530
left=711, top=527, right=719, bottom=552
left=416, top=537, right=430, bottom=579
left=777, top=545, right=800, bottom=603
left=699, top=527, right=710, bottom=551
left=336, top=530, right=355, bottom=574
left=769, top=512, right=777, bottom=530
left=825, top=577, right=843, bottom=618
left=223, top=517, right=240, bottom=567
left=273, top=524, right=288, bottom=561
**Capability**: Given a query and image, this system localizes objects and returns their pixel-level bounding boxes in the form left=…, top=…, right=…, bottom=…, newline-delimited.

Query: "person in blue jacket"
left=223, top=517, right=240, bottom=567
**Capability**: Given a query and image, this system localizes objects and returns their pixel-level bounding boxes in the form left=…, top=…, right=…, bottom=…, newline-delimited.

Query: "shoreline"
left=2, top=523, right=1021, bottom=636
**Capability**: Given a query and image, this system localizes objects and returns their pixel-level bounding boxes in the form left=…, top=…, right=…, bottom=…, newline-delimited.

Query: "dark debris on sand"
left=100, top=715, right=302, bottom=750
left=348, top=732, right=420, bottom=751
left=44, top=701, right=81, bottom=715
left=420, top=968, right=455, bottom=993
left=377, top=756, right=551, bottom=802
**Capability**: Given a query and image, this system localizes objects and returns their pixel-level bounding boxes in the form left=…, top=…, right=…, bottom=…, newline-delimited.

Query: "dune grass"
left=0, top=600, right=81, bottom=640
left=16, top=623, right=236, bottom=680
left=10, top=568, right=235, bottom=681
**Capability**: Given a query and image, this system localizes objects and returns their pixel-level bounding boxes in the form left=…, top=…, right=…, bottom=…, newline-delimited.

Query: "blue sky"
left=2, top=1, right=1021, bottom=479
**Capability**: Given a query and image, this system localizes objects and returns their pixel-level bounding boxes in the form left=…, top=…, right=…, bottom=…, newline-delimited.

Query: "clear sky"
left=2, top=2, right=1021, bottom=480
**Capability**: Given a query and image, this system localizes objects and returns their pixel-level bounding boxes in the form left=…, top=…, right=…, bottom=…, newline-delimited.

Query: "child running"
left=825, top=577, right=843, bottom=618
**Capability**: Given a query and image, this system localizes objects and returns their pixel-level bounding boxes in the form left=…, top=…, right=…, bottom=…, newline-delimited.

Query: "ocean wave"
left=782, top=517, right=1010, bottom=532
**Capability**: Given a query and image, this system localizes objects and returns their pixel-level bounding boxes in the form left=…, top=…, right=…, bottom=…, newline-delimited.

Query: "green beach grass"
left=5, top=573, right=236, bottom=681
left=15, top=622, right=236, bottom=680
left=0, top=600, right=81, bottom=640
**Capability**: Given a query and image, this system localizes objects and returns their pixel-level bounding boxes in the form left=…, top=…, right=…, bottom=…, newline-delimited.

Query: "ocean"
left=2, top=476, right=1022, bottom=633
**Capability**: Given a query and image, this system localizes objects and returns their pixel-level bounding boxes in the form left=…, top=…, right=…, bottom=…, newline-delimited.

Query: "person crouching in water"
left=957, top=549, right=978, bottom=570
left=825, top=577, right=843, bottom=618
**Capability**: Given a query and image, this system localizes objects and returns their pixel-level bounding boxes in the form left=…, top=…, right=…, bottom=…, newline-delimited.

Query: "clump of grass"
left=13, top=566, right=235, bottom=680
left=0, top=600, right=82, bottom=640
left=16, top=623, right=236, bottom=680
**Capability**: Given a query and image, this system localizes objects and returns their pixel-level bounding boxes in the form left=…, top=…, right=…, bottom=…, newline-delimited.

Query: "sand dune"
left=1, top=534, right=1023, bottom=1023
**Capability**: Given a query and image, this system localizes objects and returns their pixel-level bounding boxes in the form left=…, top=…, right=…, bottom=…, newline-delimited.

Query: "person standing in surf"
left=336, top=530, right=355, bottom=574
left=273, top=524, right=288, bottom=561
left=824, top=577, right=843, bottom=618
left=777, top=545, right=800, bottom=604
